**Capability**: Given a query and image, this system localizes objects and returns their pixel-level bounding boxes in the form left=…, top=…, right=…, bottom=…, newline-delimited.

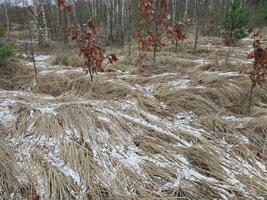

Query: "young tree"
left=2, top=0, right=10, bottom=40
left=245, top=30, right=267, bottom=113
left=223, top=0, right=250, bottom=47
left=193, top=0, right=199, bottom=54
left=0, top=23, right=14, bottom=64
left=254, top=0, right=267, bottom=27
left=167, top=22, right=186, bottom=52
left=133, top=0, right=169, bottom=63
left=57, top=0, right=118, bottom=81
left=69, top=20, right=118, bottom=81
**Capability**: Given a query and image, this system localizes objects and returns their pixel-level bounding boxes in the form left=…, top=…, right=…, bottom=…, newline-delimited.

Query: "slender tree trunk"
left=153, top=0, right=160, bottom=63
left=128, top=0, right=132, bottom=58
left=218, top=0, right=222, bottom=17
left=108, top=0, right=114, bottom=44
left=28, top=27, right=39, bottom=91
left=63, top=11, right=69, bottom=45
left=226, top=39, right=231, bottom=62
left=184, top=0, right=189, bottom=20
left=70, top=0, right=81, bottom=28
left=175, top=41, right=178, bottom=52
left=41, top=5, right=49, bottom=45
left=118, top=0, right=124, bottom=46
left=248, top=84, right=254, bottom=113
left=3, top=2, right=10, bottom=40
left=85, top=0, right=91, bottom=19
left=193, top=0, right=199, bottom=54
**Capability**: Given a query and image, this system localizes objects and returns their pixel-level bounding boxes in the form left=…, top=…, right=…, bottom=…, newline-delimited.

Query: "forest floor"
left=0, top=34, right=267, bottom=200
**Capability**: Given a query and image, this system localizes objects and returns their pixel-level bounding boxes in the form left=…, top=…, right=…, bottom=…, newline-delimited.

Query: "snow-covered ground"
left=1, top=37, right=266, bottom=199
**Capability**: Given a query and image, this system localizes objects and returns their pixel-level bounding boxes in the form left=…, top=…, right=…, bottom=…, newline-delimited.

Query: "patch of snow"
left=38, top=106, right=58, bottom=116
left=97, top=116, right=111, bottom=123
left=151, top=72, right=177, bottom=78
left=255, top=161, right=266, bottom=171
left=170, top=154, right=218, bottom=185
left=222, top=115, right=238, bottom=121
left=160, top=102, right=168, bottom=110
left=16, top=53, right=28, bottom=58
left=0, top=99, right=18, bottom=125
left=168, top=79, right=190, bottom=89
left=40, top=68, right=83, bottom=75
left=173, top=112, right=204, bottom=137
left=143, top=84, right=154, bottom=94
left=111, top=145, right=143, bottom=175
left=194, top=58, right=212, bottom=65
left=205, top=71, right=240, bottom=77
left=117, top=74, right=137, bottom=79
left=35, top=55, right=50, bottom=62
left=239, top=135, right=250, bottom=144
left=47, top=151, right=81, bottom=185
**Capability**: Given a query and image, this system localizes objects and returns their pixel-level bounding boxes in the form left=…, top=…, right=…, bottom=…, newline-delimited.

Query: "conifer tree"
left=223, top=0, right=250, bottom=46
left=0, top=23, right=14, bottom=64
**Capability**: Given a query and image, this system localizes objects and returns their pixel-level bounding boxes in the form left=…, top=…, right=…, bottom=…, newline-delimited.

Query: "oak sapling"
left=69, top=20, right=118, bottom=81
left=133, top=0, right=170, bottom=63
left=57, top=0, right=118, bottom=81
left=245, top=29, right=267, bottom=113
left=167, top=22, right=187, bottom=52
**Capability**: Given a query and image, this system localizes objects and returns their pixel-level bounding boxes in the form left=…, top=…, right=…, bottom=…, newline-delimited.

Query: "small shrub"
left=245, top=29, right=267, bottom=113
left=223, top=0, right=250, bottom=46
left=133, top=0, right=169, bottom=63
left=0, top=43, right=15, bottom=64
left=0, top=24, right=6, bottom=37
left=0, top=23, right=14, bottom=64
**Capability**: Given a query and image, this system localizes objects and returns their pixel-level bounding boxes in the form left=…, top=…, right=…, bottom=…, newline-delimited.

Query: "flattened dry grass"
left=0, top=60, right=34, bottom=90
left=183, top=147, right=226, bottom=181
left=0, top=127, right=33, bottom=200
left=1, top=35, right=267, bottom=200
left=50, top=51, right=84, bottom=68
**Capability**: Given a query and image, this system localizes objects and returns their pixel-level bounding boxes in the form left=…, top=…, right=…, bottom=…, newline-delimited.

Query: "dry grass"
left=50, top=51, right=84, bottom=68
left=0, top=60, right=34, bottom=90
left=0, top=126, right=32, bottom=200
left=0, top=34, right=267, bottom=200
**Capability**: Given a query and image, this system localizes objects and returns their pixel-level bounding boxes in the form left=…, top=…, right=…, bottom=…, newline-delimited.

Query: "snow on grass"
left=46, top=149, right=81, bottom=185
left=168, top=79, right=190, bottom=89
left=34, top=55, right=50, bottom=62
left=205, top=71, right=240, bottom=77
left=0, top=99, right=18, bottom=125
left=110, top=144, right=145, bottom=177
left=39, top=67, right=83, bottom=75
left=239, top=135, right=250, bottom=144
left=160, top=102, right=168, bottom=110
left=38, top=106, right=58, bottom=116
left=172, top=112, right=204, bottom=137
left=162, top=154, right=218, bottom=190
left=194, top=58, right=213, bottom=65
left=1, top=85, right=266, bottom=199
left=9, top=133, right=84, bottom=196
left=151, top=72, right=177, bottom=78
left=222, top=115, right=238, bottom=121
left=143, top=84, right=154, bottom=94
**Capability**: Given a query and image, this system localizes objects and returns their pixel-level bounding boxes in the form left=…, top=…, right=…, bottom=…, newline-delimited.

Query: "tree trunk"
left=41, top=5, right=49, bottom=45
left=184, top=0, right=189, bottom=20
left=248, top=84, right=254, bottom=113
left=193, top=0, right=199, bottom=54
left=108, top=0, right=114, bottom=44
left=28, top=27, right=39, bottom=91
left=70, top=0, right=81, bottom=28
left=3, top=1, right=10, bottom=40
left=128, top=0, right=132, bottom=58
